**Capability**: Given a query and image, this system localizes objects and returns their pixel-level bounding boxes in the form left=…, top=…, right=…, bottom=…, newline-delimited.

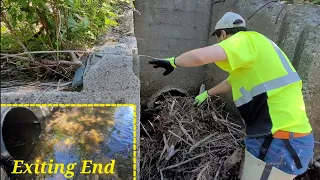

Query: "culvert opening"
left=1, top=107, right=41, bottom=160
left=140, top=87, right=246, bottom=180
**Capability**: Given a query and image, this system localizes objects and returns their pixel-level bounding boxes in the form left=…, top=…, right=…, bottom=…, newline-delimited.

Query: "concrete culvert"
left=1, top=107, right=41, bottom=160
left=147, top=86, right=189, bottom=109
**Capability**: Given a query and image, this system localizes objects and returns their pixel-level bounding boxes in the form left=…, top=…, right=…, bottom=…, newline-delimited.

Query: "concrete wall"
left=206, top=0, right=320, bottom=154
left=134, top=0, right=212, bottom=105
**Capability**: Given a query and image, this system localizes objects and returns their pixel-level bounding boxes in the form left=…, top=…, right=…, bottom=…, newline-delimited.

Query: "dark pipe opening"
left=2, top=107, right=41, bottom=160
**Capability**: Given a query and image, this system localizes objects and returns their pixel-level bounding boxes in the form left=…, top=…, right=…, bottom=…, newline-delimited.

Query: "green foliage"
left=1, top=0, right=124, bottom=53
left=313, top=0, right=320, bottom=4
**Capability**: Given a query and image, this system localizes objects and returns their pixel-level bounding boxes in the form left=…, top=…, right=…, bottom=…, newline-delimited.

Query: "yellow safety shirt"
left=215, top=31, right=312, bottom=137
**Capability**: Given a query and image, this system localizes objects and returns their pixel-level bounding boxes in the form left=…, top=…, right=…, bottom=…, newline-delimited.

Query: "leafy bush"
left=1, top=0, right=128, bottom=53
left=312, top=0, right=320, bottom=4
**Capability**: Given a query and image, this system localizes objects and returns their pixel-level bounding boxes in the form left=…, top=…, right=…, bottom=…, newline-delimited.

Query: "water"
left=105, top=106, right=134, bottom=158
left=11, top=106, right=134, bottom=180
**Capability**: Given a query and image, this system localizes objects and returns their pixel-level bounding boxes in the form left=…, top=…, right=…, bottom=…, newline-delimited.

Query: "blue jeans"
left=245, top=133, right=314, bottom=175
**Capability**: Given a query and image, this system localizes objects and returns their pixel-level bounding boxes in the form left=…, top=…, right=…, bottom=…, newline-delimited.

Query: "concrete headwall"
left=206, top=0, right=320, bottom=152
left=134, top=0, right=212, bottom=105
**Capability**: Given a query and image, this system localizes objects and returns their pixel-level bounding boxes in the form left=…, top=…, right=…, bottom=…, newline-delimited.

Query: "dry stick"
left=214, top=157, right=227, bottom=180
left=148, top=120, right=156, bottom=132
left=275, top=2, right=286, bottom=24
left=69, top=52, right=82, bottom=64
left=178, top=121, right=195, bottom=144
left=1, top=54, right=30, bottom=60
left=215, top=117, right=242, bottom=129
left=196, top=162, right=210, bottom=180
left=2, top=54, right=75, bottom=73
left=168, top=130, right=192, bottom=146
left=0, top=51, right=95, bottom=59
left=160, top=152, right=207, bottom=171
left=157, top=140, right=167, bottom=167
left=189, top=134, right=214, bottom=153
left=33, top=86, right=51, bottom=104
left=2, top=54, right=72, bottom=80
left=141, top=123, right=154, bottom=141
left=225, top=113, right=238, bottom=145
left=40, top=82, right=72, bottom=87
left=169, top=100, right=175, bottom=116
left=247, top=0, right=279, bottom=20
left=40, top=59, right=81, bottom=66
left=214, top=117, right=246, bottom=136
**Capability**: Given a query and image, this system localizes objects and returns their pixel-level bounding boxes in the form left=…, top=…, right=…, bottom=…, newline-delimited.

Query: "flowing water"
left=11, top=106, right=134, bottom=180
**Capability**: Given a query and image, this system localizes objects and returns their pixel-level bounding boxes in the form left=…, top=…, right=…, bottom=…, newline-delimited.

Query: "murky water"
left=10, top=106, right=134, bottom=180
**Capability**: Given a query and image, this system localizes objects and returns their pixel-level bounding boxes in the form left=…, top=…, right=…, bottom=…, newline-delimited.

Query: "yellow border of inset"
left=0, top=104, right=137, bottom=180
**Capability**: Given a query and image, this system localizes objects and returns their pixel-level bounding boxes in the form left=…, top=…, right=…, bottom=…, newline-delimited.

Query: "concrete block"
left=136, top=0, right=212, bottom=13
left=294, top=27, right=320, bottom=145
left=135, top=9, right=209, bottom=28
left=172, top=0, right=212, bottom=13
left=277, top=4, right=320, bottom=62
left=137, top=38, right=207, bottom=52
left=134, top=0, right=175, bottom=11
left=134, top=21, right=208, bottom=40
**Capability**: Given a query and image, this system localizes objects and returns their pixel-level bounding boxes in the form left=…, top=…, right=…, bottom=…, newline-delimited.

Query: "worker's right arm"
left=194, top=79, right=231, bottom=106
left=207, top=79, right=232, bottom=96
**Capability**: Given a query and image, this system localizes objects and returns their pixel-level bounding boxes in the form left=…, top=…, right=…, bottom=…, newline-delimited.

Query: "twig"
left=69, top=52, right=82, bottom=64
left=141, top=123, right=154, bottom=141
left=223, top=149, right=243, bottom=174
left=168, top=130, right=192, bottom=146
left=40, top=81, right=72, bottom=87
left=40, top=59, right=81, bottom=66
left=157, top=135, right=168, bottom=167
left=196, top=162, right=210, bottom=180
left=148, top=120, right=156, bottom=132
left=178, top=121, right=195, bottom=144
left=212, top=0, right=226, bottom=4
left=161, top=152, right=207, bottom=171
left=0, top=51, right=133, bottom=59
left=33, top=86, right=51, bottom=104
left=1, top=54, right=72, bottom=80
left=0, top=51, right=94, bottom=59
left=0, top=54, right=30, bottom=60
left=225, top=113, right=238, bottom=145
left=248, top=0, right=279, bottom=20
left=214, top=158, right=225, bottom=180
left=275, top=3, right=286, bottom=24
left=169, top=100, right=175, bottom=116
left=189, top=134, right=214, bottom=153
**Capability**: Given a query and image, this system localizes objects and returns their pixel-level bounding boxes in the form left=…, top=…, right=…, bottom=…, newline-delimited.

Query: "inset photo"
left=0, top=105, right=136, bottom=180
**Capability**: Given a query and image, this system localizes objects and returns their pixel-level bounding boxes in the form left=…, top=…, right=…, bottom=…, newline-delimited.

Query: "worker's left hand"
left=193, top=90, right=210, bottom=106
left=149, top=57, right=177, bottom=76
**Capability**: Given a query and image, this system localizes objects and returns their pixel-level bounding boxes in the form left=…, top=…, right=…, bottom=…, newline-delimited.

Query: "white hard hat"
left=211, top=12, right=246, bottom=36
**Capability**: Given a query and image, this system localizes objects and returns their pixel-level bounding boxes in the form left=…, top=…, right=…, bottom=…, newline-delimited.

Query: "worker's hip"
left=244, top=132, right=314, bottom=175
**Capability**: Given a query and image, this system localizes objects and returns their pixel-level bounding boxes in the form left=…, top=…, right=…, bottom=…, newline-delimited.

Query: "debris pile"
left=140, top=94, right=246, bottom=180
left=0, top=52, right=89, bottom=92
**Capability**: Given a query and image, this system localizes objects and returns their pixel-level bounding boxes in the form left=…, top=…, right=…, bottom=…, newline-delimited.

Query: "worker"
left=149, top=12, right=314, bottom=180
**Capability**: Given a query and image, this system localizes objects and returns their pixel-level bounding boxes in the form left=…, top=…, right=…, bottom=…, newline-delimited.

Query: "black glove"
left=149, top=57, right=177, bottom=76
